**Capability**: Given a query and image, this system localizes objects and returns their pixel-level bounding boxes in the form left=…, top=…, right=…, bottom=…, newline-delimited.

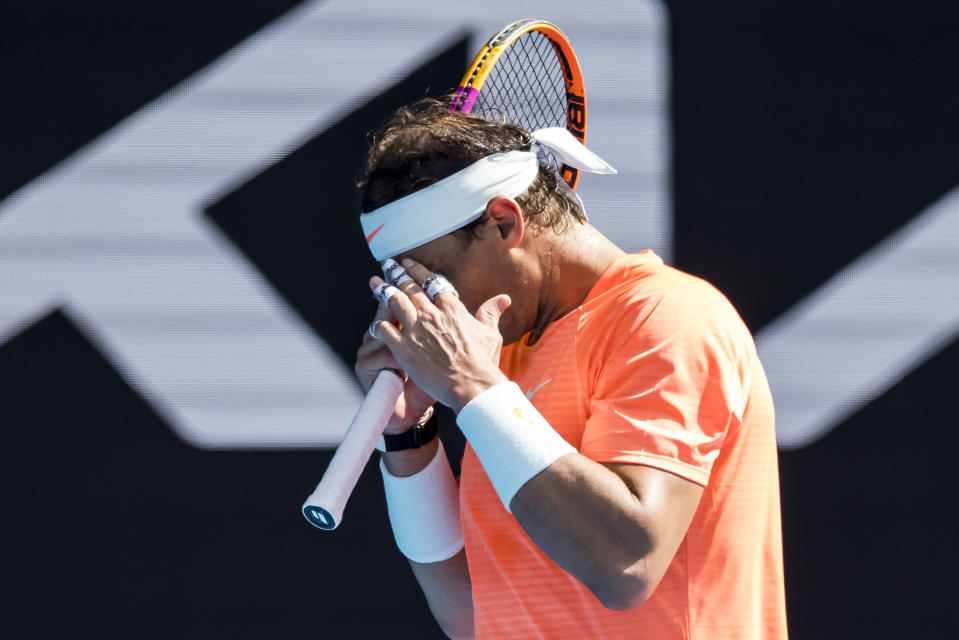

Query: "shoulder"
left=580, top=252, right=749, bottom=348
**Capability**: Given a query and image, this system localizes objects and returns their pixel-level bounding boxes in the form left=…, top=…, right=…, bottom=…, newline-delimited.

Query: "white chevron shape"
left=756, top=185, right=959, bottom=449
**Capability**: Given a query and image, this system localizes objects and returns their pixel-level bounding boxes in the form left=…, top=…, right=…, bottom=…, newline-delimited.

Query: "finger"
left=422, top=273, right=461, bottom=308
left=359, top=327, right=391, bottom=355
left=401, top=259, right=460, bottom=309
left=381, top=258, right=431, bottom=309
left=381, top=257, right=414, bottom=288
left=361, top=303, right=396, bottom=347
left=368, top=311, right=403, bottom=345
left=354, top=341, right=404, bottom=394
left=475, top=294, right=511, bottom=330
left=356, top=342, right=401, bottom=372
left=370, top=275, right=417, bottom=326
left=399, top=258, right=433, bottom=286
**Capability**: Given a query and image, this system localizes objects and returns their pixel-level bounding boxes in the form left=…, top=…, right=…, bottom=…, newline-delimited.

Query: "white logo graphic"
left=0, top=1, right=670, bottom=448
left=2, top=1, right=955, bottom=452
left=525, top=379, right=552, bottom=401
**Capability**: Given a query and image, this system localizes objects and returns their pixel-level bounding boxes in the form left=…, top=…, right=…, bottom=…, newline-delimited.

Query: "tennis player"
left=355, top=99, right=788, bottom=639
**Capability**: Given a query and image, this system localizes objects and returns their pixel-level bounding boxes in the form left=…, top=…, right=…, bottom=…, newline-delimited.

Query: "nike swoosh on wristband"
left=366, top=223, right=386, bottom=244
left=512, top=407, right=537, bottom=425
left=525, top=379, right=552, bottom=400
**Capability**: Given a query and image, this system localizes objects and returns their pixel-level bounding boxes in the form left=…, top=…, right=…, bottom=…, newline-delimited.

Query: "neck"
left=526, top=223, right=625, bottom=344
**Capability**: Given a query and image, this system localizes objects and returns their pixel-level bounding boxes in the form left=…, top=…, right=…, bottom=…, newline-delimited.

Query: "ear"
left=483, top=196, right=525, bottom=250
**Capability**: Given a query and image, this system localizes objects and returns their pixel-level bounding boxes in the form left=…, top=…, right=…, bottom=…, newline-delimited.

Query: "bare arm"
left=409, top=551, right=473, bottom=640
left=510, top=455, right=703, bottom=610
left=387, top=422, right=702, bottom=621
left=382, top=440, right=474, bottom=640
left=388, top=420, right=703, bottom=617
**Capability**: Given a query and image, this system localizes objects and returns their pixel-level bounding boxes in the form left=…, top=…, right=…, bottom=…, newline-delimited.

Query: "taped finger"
left=382, top=258, right=414, bottom=288
left=422, top=274, right=459, bottom=301
left=372, top=282, right=401, bottom=306
left=370, top=275, right=417, bottom=327
left=383, top=258, right=433, bottom=310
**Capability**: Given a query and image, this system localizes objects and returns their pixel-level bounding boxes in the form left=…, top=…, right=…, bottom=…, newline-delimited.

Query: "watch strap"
left=376, top=409, right=439, bottom=452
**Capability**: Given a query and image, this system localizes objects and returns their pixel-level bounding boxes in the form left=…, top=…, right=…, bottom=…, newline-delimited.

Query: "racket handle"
left=302, top=369, right=404, bottom=530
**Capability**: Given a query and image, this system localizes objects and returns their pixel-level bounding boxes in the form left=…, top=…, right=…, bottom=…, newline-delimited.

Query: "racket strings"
left=474, top=32, right=569, bottom=135
left=523, top=39, right=568, bottom=123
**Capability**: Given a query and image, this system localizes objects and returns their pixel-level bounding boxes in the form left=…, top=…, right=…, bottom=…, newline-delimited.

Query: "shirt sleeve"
left=578, top=275, right=751, bottom=486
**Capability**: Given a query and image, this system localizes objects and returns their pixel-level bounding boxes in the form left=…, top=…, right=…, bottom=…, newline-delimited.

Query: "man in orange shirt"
left=355, top=99, right=787, bottom=639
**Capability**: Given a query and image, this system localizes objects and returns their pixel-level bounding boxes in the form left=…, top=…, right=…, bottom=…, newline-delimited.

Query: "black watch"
left=380, top=409, right=439, bottom=452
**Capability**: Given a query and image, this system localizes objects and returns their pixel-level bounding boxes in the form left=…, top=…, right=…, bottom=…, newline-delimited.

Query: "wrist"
left=385, top=405, right=434, bottom=435
left=449, top=370, right=509, bottom=414
left=456, top=381, right=577, bottom=512
left=381, top=440, right=464, bottom=563
left=378, top=406, right=439, bottom=458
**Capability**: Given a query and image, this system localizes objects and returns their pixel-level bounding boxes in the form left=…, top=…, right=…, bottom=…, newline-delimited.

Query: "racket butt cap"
left=303, top=504, right=338, bottom=530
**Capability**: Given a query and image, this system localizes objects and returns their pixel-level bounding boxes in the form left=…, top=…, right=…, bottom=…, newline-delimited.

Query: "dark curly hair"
left=357, top=97, right=585, bottom=240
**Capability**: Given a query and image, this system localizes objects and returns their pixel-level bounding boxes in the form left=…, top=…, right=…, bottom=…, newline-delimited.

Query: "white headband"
left=360, top=127, right=616, bottom=260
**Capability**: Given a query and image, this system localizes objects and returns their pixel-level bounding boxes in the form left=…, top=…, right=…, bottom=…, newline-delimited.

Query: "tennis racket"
left=302, top=19, right=588, bottom=531
left=450, top=19, right=588, bottom=191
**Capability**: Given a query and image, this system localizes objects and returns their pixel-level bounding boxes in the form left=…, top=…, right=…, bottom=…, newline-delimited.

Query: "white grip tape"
left=301, top=370, right=404, bottom=530
left=381, top=440, right=464, bottom=564
left=456, top=382, right=577, bottom=512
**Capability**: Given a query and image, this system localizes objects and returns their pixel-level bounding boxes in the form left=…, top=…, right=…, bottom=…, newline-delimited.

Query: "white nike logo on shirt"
left=525, top=379, right=552, bottom=400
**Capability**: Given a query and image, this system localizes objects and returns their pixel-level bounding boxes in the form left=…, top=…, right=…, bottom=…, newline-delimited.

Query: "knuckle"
left=418, top=307, right=440, bottom=324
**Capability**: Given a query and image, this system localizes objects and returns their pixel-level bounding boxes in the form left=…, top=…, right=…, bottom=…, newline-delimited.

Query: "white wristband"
left=456, top=381, right=577, bottom=512
left=380, top=440, right=464, bottom=563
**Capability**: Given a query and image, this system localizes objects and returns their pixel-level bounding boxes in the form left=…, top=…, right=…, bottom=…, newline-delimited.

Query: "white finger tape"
left=372, top=283, right=400, bottom=306
left=422, top=274, right=458, bottom=301
left=381, top=258, right=413, bottom=287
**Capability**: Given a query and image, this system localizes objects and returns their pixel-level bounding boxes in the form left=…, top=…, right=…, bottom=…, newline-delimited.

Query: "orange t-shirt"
left=459, top=250, right=787, bottom=639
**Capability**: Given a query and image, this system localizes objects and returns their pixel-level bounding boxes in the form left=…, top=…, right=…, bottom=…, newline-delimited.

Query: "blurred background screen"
left=1, top=1, right=956, bottom=637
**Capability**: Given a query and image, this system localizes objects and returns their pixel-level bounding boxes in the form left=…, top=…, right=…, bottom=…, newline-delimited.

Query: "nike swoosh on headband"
left=366, top=222, right=386, bottom=244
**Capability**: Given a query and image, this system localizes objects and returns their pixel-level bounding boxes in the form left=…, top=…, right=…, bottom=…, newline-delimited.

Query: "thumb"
left=475, top=294, right=511, bottom=328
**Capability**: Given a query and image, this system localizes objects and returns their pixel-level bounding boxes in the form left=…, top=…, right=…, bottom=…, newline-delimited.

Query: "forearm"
left=509, top=455, right=655, bottom=609
left=410, top=550, right=474, bottom=640
left=382, top=440, right=475, bottom=639
left=451, top=382, right=650, bottom=602
left=452, top=382, right=700, bottom=610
